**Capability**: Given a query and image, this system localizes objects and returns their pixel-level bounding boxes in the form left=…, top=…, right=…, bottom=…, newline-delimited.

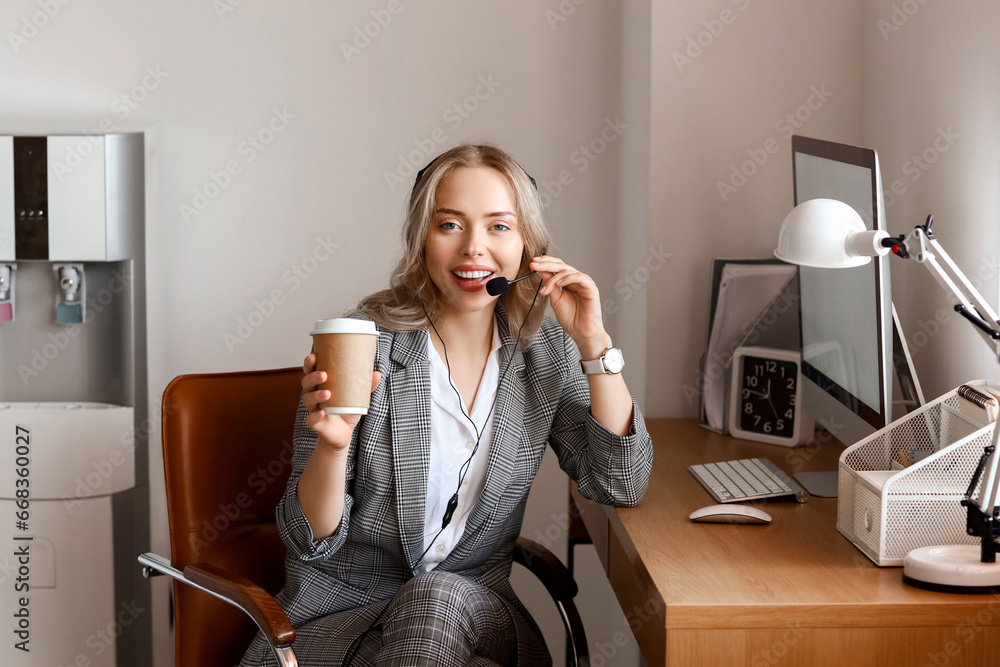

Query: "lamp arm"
left=977, top=430, right=1000, bottom=517
left=897, top=220, right=1000, bottom=518
left=901, top=223, right=1000, bottom=335
left=927, top=237, right=1000, bottom=327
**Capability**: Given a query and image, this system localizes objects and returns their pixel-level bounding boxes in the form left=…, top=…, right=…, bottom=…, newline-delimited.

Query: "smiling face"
left=424, top=166, right=525, bottom=318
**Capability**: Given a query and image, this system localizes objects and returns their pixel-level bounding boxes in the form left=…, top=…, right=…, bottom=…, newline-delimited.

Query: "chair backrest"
left=161, top=367, right=302, bottom=667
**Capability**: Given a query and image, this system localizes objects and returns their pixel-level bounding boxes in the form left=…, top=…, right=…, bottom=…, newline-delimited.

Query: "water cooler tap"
left=0, top=263, right=14, bottom=324
left=53, top=262, right=85, bottom=324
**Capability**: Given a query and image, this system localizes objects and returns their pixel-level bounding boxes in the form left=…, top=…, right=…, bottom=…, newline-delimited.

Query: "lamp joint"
left=917, top=214, right=935, bottom=239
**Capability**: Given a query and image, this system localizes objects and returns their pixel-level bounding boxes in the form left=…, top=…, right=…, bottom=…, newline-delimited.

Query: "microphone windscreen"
left=486, top=277, right=509, bottom=296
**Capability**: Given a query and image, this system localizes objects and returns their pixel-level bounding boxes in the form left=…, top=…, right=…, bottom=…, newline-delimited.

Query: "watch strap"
left=580, top=356, right=608, bottom=374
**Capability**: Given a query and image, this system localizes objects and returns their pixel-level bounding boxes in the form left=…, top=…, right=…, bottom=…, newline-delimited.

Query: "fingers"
left=548, top=268, right=589, bottom=295
left=530, top=257, right=595, bottom=297
left=303, top=387, right=330, bottom=412
left=302, top=353, right=328, bottom=412
left=303, top=368, right=380, bottom=415
left=529, top=255, right=566, bottom=273
left=302, top=368, right=327, bottom=392
left=305, top=404, right=328, bottom=427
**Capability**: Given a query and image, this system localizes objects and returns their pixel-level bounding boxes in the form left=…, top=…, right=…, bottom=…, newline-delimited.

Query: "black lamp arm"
left=961, top=445, right=1000, bottom=564
left=964, top=446, right=996, bottom=499
left=954, top=305, right=1000, bottom=341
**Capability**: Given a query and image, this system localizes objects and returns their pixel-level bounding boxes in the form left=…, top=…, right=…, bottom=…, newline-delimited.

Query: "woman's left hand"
left=530, top=255, right=612, bottom=358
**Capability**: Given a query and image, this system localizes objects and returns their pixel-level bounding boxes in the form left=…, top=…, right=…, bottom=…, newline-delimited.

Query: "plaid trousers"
left=242, top=570, right=522, bottom=666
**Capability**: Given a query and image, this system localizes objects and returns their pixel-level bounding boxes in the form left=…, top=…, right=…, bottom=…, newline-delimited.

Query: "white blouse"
left=418, top=321, right=501, bottom=573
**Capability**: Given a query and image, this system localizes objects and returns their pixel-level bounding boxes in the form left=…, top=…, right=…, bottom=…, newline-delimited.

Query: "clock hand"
left=764, top=380, right=780, bottom=419
left=766, top=394, right=779, bottom=419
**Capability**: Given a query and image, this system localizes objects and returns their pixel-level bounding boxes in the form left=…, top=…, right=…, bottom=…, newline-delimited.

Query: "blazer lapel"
left=387, top=328, right=432, bottom=575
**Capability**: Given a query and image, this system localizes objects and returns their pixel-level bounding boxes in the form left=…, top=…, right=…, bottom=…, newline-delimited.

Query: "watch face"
left=738, top=354, right=798, bottom=438
left=603, top=348, right=625, bottom=373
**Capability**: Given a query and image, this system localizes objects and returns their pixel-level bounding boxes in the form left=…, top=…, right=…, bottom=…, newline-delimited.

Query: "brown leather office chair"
left=138, top=367, right=589, bottom=667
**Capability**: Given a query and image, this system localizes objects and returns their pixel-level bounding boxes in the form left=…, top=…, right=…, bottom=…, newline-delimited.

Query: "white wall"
left=645, top=0, right=1000, bottom=419
left=2, top=0, right=636, bottom=664
left=862, top=0, right=1000, bottom=400
left=646, top=0, right=865, bottom=417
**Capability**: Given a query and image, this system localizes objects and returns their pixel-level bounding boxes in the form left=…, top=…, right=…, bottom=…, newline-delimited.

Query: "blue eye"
left=439, top=221, right=459, bottom=230
left=490, top=223, right=511, bottom=232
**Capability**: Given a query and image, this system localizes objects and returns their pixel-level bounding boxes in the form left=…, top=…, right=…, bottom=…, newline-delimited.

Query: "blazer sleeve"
left=273, top=393, right=358, bottom=564
left=545, top=324, right=654, bottom=507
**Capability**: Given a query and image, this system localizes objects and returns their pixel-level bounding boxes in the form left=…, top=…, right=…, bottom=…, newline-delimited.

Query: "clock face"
left=738, top=354, right=798, bottom=438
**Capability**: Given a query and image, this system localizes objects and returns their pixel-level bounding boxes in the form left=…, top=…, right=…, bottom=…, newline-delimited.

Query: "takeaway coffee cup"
left=311, top=318, right=379, bottom=415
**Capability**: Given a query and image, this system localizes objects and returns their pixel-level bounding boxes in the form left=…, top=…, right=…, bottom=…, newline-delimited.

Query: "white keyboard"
left=689, top=457, right=808, bottom=503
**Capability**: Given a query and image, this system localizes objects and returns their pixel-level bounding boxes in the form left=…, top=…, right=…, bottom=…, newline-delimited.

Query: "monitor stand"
left=793, top=471, right=840, bottom=497
left=794, top=303, right=924, bottom=499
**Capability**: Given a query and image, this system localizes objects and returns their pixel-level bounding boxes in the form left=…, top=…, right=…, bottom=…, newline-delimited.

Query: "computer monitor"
left=792, top=135, right=893, bottom=447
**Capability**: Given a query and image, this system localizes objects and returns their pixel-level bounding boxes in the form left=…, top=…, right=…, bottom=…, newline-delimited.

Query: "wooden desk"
left=571, top=419, right=1000, bottom=667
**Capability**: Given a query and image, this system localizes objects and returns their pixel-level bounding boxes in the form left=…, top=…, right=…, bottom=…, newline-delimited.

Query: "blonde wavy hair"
left=353, top=144, right=551, bottom=346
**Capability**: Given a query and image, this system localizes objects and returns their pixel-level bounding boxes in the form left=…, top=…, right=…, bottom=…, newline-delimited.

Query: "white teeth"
left=454, top=270, right=492, bottom=279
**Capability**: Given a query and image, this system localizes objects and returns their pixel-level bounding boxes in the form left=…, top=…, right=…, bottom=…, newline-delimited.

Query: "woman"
left=241, top=144, right=653, bottom=666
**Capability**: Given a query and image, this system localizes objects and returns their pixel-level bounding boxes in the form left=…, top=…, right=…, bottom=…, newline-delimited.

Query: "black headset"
left=411, top=151, right=537, bottom=196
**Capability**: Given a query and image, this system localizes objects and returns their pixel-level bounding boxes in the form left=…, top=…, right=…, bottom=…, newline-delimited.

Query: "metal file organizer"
left=837, top=380, right=998, bottom=566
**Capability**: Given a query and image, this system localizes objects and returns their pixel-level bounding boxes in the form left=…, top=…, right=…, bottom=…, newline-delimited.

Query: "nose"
left=461, top=226, right=485, bottom=257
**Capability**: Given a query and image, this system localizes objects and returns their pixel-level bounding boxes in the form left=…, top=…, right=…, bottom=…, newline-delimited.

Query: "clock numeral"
left=786, top=378, right=795, bottom=390
left=742, top=388, right=750, bottom=399
left=753, top=361, right=778, bottom=375
left=746, top=375, right=758, bottom=388
left=785, top=409, right=794, bottom=419
left=763, top=421, right=772, bottom=433
left=776, top=418, right=785, bottom=431
left=744, top=402, right=753, bottom=414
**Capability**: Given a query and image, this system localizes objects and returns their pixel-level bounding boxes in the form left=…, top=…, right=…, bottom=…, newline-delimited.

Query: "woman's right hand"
left=302, top=353, right=381, bottom=452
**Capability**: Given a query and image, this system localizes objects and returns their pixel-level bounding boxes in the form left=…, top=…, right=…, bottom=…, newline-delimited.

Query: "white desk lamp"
left=775, top=198, right=1000, bottom=593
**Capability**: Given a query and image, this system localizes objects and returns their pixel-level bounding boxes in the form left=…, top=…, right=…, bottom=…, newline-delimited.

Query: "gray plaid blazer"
left=242, top=305, right=653, bottom=665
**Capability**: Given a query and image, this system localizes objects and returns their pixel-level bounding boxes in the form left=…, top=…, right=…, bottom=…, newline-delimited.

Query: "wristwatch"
left=580, top=347, right=625, bottom=375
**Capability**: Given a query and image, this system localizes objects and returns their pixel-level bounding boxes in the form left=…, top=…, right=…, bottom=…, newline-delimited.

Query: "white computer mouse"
left=689, top=504, right=772, bottom=525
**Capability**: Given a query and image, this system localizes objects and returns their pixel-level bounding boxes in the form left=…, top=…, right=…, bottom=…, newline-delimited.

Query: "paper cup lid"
left=311, top=318, right=378, bottom=335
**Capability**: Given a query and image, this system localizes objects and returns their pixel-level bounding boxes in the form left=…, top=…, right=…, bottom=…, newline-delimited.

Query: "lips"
left=451, top=265, right=495, bottom=292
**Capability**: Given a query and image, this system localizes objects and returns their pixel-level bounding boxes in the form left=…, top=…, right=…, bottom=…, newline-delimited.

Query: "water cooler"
left=0, top=134, right=150, bottom=666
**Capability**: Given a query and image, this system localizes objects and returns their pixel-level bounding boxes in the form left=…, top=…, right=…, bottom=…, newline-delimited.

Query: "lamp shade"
left=774, top=198, right=889, bottom=268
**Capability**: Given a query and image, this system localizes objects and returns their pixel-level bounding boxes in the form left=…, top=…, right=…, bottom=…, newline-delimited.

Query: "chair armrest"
left=513, top=537, right=578, bottom=602
left=137, top=552, right=295, bottom=648
left=184, top=562, right=295, bottom=647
